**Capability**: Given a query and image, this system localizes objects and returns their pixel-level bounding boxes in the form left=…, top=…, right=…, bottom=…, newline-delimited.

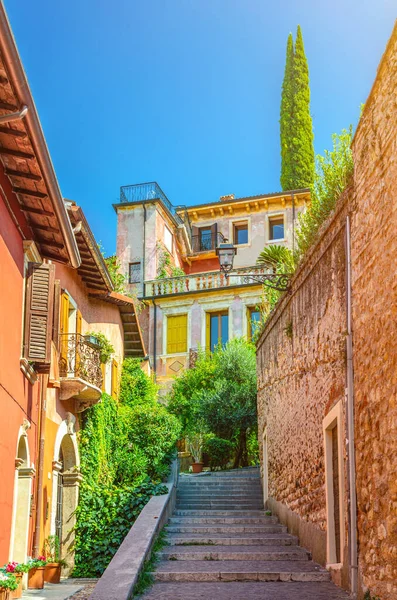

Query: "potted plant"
left=27, top=557, right=46, bottom=589
left=43, top=535, right=67, bottom=584
left=0, top=572, right=18, bottom=600
left=4, top=563, right=29, bottom=599
left=187, top=432, right=205, bottom=473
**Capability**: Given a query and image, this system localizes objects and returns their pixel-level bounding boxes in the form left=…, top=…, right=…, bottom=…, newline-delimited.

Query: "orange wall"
left=0, top=188, right=40, bottom=563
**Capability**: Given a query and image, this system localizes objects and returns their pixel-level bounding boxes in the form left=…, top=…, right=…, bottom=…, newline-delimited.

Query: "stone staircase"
left=141, top=468, right=349, bottom=599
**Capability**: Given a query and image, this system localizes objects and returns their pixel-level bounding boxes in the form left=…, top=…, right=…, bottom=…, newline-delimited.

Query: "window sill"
left=266, top=238, right=286, bottom=244
left=20, top=358, right=38, bottom=385
left=233, top=242, right=251, bottom=248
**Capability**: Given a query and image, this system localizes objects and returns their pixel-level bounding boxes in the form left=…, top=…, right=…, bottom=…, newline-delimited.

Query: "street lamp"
left=216, top=242, right=291, bottom=292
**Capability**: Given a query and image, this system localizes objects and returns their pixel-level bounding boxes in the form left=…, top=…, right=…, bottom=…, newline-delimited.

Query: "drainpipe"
left=32, top=373, right=48, bottom=557
left=346, top=215, right=358, bottom=598
left=291, top=193, right=295, bottom=256
left=153, top=300, right=157, bottom=381
left=142, top=205, right=146, bottom=297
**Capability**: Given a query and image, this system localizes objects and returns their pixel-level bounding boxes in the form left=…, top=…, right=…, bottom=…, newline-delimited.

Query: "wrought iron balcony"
left=190, top=232, right=225, bottom=254
left=59, top=334, right=103, bottom=411
left=144, top=264, right=269, bottom=298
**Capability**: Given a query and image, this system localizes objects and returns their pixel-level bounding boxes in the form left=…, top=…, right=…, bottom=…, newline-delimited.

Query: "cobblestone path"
left=141, top=468, right=349, bottom=599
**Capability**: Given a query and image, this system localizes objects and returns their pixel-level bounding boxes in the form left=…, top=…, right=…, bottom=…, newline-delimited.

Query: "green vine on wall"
left=156, top=242, right=185, bottom=279
left=73, top=359, right=181, bottom=577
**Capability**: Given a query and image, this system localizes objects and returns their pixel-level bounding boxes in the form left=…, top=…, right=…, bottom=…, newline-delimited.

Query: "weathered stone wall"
left=256, top=195, right=350, bottom=586
left=350, top=24, right=397, bottom=599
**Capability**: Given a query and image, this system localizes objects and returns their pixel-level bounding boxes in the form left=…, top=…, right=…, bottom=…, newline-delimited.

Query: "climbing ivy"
left=73, top=359, right=181, bottom=577
left=156, top=243, right=185, bottom=279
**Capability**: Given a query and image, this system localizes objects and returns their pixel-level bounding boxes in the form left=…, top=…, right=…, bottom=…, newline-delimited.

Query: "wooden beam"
left=19, top=204, right=54, bottom=217
left=41, top=251, right=68, bottom=263
left=13, top=187, right=47, bottom=199
left=0, top=146, right=34, bottom=159
left=5, top=168, right=41, bottom=181
left=0, top=126, right=27, bottom=138
left=28, top=223, right=60, bottom=234
left=78, top=266, right=100, bottom=276
left=83, top=281, right=107, bottom=290
left=0, top=101, right=18, bottom=111
left=37, top=237, right=64, bottom=249
left=79, top=250, right=94, bottom=259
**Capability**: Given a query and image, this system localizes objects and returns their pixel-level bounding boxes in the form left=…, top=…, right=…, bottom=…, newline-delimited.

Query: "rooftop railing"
left=144, top=264, right=268, bottom=297
left=120, top=182, right=187, bottom=225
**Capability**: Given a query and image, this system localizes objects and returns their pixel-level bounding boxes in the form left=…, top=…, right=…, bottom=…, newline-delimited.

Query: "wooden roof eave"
left=0, top=4, right=80, bottom=268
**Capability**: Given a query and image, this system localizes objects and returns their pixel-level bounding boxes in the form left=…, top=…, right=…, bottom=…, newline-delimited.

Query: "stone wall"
left=256, top=21, right=397, bottom=600
left=350, top=23, right=397, bottom=599
left=256, top=194, right=350, bottom=587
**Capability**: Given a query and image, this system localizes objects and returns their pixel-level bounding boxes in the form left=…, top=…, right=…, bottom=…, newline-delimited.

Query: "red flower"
left=6, top=562, right=18, bottom=572
left=38, top=556, right=46, bottom=561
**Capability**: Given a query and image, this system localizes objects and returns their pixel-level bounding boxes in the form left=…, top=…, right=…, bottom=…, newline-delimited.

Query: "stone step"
left=177, top=493, right=264, bottom=500
left=152, top=560, right=330, bottom=583
left=141, top=582, right=350, bottom=599
left=174, top=510, right=268, bottom=517
left=167, top=533, right=298, bottom=546
left=167, top=525, right=287, bottom=534
left=169, top=516, right=279, bottom=525
left=176, top=504, right=264, bottom=510
left=158, top=545, right=309, bottom=562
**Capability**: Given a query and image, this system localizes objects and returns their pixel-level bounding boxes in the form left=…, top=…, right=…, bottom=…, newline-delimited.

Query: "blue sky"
left=5, top=0, right=396, bottom=254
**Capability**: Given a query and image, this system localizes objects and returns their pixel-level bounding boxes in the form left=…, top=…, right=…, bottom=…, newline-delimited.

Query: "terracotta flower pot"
left=10, top=573, right=22, bottom=599
left=44, top=563, right=61, bottom=584
left=192, top=462, right=204, bottom=473
left=0, top=590, right=10, bottom=600
left=28, top=567, right=45, bottom=589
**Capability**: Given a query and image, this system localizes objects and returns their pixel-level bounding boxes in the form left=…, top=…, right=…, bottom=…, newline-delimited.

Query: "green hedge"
left=73, top=360, right=180, bottom=577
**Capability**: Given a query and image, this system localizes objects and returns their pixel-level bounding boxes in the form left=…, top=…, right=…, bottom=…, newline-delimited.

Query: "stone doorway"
left=51, top=417, right=82, bottom=573
left=9, top=425, right=35, bottom=562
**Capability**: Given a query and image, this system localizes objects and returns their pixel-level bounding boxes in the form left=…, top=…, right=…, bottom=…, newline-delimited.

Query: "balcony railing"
left=190, top=232, right=225, bottom=254
left=59, top=334, right=102, bottom=389
left=144, top=264, right=269, bottom=297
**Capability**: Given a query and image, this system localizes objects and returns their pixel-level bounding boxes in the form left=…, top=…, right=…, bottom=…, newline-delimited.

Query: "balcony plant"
left=4, top=562, right=29, bottom=599
left=0, top=572, right=18, bottom=600
left=43, top=535, right=67, bottom=584
left=26, top=557, right=47, bottom=590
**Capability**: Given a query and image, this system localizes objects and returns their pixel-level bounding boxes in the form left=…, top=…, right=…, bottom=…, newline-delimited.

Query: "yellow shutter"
left=76, top=309, right=82, bottom=335
left=167, top=314, right=187, bottom=354
left=60, top=292, right=69, bottom=362
left=101, top=362, right=106, bottom=392
left=60, top=292, right=69, bottom=335
left=111, top=359, right=119, bottom=399
left=206, top=312, right=211, bottom=353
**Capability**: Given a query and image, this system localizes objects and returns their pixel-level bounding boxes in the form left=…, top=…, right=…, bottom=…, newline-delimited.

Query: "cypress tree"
left=280, top=26, right=315, bottom=191
left=280, top=33, right=295, bottom=191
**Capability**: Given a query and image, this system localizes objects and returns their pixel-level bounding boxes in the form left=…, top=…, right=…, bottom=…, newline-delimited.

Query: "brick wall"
left=350, top=23, right=397, bottom=599
left=256, top=194, right=350, bottom=587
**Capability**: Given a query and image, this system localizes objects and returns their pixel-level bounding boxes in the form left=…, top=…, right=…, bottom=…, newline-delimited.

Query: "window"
left=129, top=262, right=141, bottom=284
left=164, top=225, right=173, bottom=253
left=167, top=314, right=188, bottom=354
left=233, top=222, right=248, bottom=245
left=199, top=227, right=212, bottom=251
left=269, top=216, right=284, bottom=241
left=248, top=307, right=261, bottom=340
left=206, top=311, right=229, bottom=352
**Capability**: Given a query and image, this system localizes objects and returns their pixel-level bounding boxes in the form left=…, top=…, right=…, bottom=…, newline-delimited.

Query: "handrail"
left=59, top=333, right=102, bottom=388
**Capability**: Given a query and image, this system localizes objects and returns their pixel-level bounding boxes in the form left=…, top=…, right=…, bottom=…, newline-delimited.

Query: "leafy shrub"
left=86, top=331, right=114, bottom=364
left=120, top=403, right=181, bottom=480
left=73, top=479, right=167, bottom=577
left=204, top=437, right=234, bottom=470
left=119, top=358, right=158, bottom=408
left=74, top=360, right=178, bottom=577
